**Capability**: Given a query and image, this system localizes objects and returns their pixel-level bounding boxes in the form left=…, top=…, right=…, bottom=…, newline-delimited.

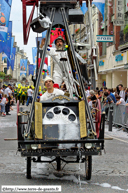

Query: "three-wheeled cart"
left=17, top=0, right=105, bottom=180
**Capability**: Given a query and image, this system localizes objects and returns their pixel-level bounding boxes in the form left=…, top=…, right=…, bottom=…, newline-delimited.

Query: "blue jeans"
left=26, top=96, right=32, bottom=106
left=0, top=103, right=5, bottom=113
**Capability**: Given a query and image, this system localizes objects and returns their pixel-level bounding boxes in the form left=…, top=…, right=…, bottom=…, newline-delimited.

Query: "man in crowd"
left=40, top=77, right=64, bottom=101
left=4, top=84, right=11, bottom=115
left=26, top=86, right=33, bottom=106
left=118, top=84, right=125, bottom=100
left=108, top=89, right=116, bottom=103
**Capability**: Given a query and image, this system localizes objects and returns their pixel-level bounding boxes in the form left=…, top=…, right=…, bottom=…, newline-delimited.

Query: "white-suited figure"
left=40, top=36, right=74, bottom=96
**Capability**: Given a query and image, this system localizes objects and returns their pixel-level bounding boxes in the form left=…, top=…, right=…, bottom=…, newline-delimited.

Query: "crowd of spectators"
left=85, top=84, right=128, bottom=108
left=0, top=84, right=15, bottom=116
left=1, top=82, right=128, bottom=117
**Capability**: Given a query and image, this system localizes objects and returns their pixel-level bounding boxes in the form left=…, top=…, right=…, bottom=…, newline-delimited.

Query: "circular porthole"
left=62, top=108, right=70, bottom=115
left=53, top=107, right=61, bottom=114
left=68, top=114, right=76, bottom=121
left=46, top=112, right=54, bottom=119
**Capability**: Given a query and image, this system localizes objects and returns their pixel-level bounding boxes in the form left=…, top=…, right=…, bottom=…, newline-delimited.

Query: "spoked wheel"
left=56, top=156, right=61, bottom=171
left=95, top=99, right=101, bottom=138
left=26, top=157, right=31, bottom=179
left=85, top=156, right=92, bottom=180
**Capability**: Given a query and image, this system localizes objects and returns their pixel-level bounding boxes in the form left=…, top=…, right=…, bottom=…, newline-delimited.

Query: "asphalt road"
left=0, top=104, right=128, bottom=193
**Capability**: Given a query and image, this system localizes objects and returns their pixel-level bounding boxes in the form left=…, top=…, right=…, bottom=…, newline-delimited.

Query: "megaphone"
left=73, top=42, right=91, bottom=53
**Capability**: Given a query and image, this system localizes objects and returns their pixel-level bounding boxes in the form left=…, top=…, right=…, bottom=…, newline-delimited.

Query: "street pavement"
left=0, top=104, right=128, bottom=193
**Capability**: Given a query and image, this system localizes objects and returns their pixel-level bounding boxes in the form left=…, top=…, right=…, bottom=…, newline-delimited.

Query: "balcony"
left=119, top=30, right=128, bottom=52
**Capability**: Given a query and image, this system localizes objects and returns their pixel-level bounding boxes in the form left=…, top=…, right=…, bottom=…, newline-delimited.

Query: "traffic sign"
left=96, top=35, right=114, bottom=42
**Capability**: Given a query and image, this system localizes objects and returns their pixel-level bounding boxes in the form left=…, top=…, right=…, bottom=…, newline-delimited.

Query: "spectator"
left=26, top=86, right=33, bottom=106
left=96, top=90, right=101, bottom=100
left=125, top=88, right=128, bottom=102
left=108, top=89, right=116, bottom=103
left=5, top=94, right=11, bottom=115
left=116, top=85, right=120, bottom=95
left=118, top=84, right=125, bottom=100
left=4, top=84, right=11, bottom=115
left=103, top=87, right=108, bottom=92
left=100, top=91, right=104, bottom=102
left=1, top=85, right=5, bottom=94
left=85, top=86, right=90, bottom=97
left=112, top=88, right=116, bottom=95
left=0, top=93, right=7, bottom=116
left=104, top=92, right=113, bottom=104
left=116, top=95, right=126, bottom=105
left=89, top=90, right=97, bottom=103
left=87, top=96, right=92, bottom=108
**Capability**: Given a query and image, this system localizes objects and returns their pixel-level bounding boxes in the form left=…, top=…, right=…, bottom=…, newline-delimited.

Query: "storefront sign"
left=99, top=61, right=104, bottom=66
left=114, top=0, right=125, bottom=26
left=96, top=35, right=113, bottom=42
left=115, top=54, right=123, bottom=62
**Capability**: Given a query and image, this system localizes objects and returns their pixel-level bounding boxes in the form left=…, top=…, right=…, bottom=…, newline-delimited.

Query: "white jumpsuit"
left=46, top=47, right=73, bottom=89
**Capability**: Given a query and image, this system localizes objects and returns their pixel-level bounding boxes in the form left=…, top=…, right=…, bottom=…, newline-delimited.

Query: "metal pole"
left=88, top=0, right=98, bottom=81
left=26, top=8, right=55, bottom=136
left=109, top=107, right=113, bottom=131
left=61, top=7, right=95, bottom=133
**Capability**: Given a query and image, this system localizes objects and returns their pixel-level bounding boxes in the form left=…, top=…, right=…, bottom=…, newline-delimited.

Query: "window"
left=4, top=68, right=7, bottom=74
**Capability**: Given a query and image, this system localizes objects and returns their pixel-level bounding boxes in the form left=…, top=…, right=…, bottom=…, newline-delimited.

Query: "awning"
left=98, top=66, right=124, bottom=74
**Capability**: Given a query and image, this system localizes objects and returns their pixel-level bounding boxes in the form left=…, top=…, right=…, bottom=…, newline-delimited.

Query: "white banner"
left=126, top=0, right=128, bottom=12
left=114, top=0, right=124, bottom=26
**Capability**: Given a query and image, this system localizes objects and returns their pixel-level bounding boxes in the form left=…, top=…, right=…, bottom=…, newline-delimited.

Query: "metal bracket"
left=22, top=0, right=39, bottom=44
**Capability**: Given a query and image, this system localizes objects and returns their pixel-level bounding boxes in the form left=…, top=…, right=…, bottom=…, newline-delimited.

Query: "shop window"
left=4, top=68, right=7, bottom=74
left=4, top=58, right=7, bottom=63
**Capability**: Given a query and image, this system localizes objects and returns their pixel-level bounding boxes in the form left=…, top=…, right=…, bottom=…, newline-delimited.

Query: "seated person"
left=40, top=76, right=64, bottom=101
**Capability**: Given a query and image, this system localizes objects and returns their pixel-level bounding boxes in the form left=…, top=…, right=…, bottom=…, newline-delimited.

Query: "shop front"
left=98, top=45, right=128, bottom=88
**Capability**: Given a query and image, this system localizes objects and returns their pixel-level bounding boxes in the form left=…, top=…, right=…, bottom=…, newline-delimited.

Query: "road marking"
left=105, top=134, right=128, bottom=144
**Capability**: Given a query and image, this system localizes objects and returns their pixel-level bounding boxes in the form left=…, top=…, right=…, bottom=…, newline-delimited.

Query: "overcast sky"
left=10, top=0, right=41, bottom=64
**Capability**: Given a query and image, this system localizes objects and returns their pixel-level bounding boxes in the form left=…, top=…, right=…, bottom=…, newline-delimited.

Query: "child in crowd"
left=0, top=93, right=7, bottom=116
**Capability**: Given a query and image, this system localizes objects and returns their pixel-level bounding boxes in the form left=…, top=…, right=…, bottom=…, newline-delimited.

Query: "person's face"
left=56, top=39, right=63, bottom=50
left=45, top=80, right=53, bottom=89
left=100, top=91, right=103, bottom=96
left=119, top=86, right=122, bottom=91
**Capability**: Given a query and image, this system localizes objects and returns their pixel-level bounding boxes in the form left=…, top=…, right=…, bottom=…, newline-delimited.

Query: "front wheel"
left=85, top=156, right=92, bottom=180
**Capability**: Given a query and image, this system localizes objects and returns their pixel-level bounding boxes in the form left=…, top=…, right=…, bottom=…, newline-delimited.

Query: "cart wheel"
left=26, top=157, right=31, bottom=179
left=85, top=156, right=92, bottom=180
left=56, top=156, right=61, bottom=171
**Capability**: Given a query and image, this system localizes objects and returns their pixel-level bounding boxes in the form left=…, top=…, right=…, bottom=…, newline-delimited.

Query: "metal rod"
left=26, top=8, right=56, bottom=136
left=88, top=0, right=98, bottom=81
left=18, top=139, right=104, bottom=144
left=61, top=7, right=95, bottom=133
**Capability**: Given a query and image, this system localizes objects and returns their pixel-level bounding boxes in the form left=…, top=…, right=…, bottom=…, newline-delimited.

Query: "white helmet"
left=44, top=76, right=54, bottom=84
